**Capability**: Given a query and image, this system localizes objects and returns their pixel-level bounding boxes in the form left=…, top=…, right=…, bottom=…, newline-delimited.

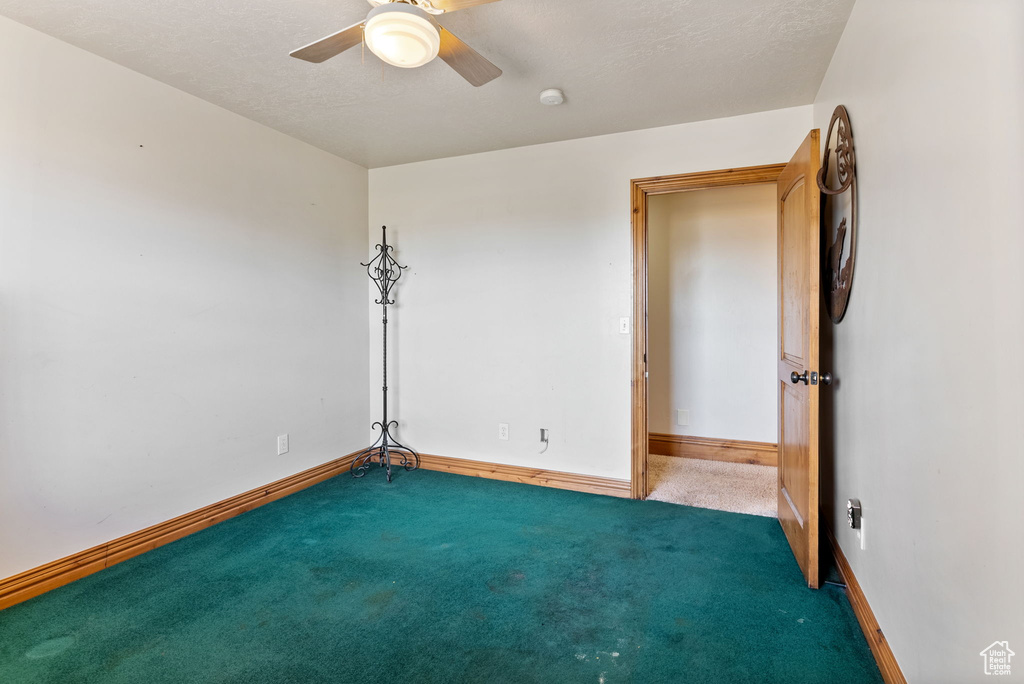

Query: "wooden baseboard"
left=826, top=526, right=907, bottom=684
left=648, top=433, right=778, bottom=467
left=1, top=450, right=628, bottom=611
left=0, top=451, right=359, bottom=612
left=0, top=446, right=902, bottom=683
left=417, top=453, right=631, bottom=499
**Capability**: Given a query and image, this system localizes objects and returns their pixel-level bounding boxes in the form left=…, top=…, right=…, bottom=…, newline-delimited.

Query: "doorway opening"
left=632, top=136, right=824, bottom=589
left=629, top=164, right=786, bottom=503
left=644, top=184, right=779, bottom=516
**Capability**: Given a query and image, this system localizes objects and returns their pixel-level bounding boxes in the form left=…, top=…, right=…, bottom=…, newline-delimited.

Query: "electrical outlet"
left=619, top=317, right=630, bottom=334
left=847, top=499, right=862, bottom=529
left=277, top=434, right=289, bottom=455
left=676, top=410, right=689, bottom=426
left=498, top=423, right=509, bottom=441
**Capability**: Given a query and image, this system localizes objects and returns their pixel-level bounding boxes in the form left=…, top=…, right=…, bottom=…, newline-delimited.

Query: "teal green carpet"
left=0, top=468, right=881, bottom=683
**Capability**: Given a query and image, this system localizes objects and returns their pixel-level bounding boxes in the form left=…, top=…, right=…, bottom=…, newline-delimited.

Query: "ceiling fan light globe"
left=365, top=4, right=441, bottom=68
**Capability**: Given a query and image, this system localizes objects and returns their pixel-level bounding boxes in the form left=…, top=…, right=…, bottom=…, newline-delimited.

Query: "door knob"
left=820, top=372, right=833, bottom=386
left=790, top=370, right=808, bottom=385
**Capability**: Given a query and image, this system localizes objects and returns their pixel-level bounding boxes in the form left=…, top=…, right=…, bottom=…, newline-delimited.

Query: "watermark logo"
left=980, top=641, right=1014, bottom=676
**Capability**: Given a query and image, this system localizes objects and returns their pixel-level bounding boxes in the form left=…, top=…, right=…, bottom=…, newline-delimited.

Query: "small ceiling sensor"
left=539, top=88, right=565, bottom=106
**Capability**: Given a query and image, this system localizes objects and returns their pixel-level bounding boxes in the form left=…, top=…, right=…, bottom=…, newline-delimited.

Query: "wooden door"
left=777, top=130, right=822, bottom=588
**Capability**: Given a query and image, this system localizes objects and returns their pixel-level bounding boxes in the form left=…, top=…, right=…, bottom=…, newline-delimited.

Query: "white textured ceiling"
left=0, top=0, right=854, bottom=168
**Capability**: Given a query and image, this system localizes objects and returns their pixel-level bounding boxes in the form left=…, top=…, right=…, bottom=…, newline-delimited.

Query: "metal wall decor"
left=352, top=225, right=420, bottom=482
left=817, top=105, right=858, bottom=323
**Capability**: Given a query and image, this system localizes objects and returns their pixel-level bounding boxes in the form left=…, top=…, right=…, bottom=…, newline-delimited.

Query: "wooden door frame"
left=629, top=164, right=788, bottom=499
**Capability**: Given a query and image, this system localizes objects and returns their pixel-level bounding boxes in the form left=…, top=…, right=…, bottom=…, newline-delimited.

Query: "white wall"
left=647, top=186, right=777, bottom=442
left=368, top=107, right=811, bottom=480
left=0, top=16, right=369, bottom=579
left=814, top=1, right=1024, bottom=681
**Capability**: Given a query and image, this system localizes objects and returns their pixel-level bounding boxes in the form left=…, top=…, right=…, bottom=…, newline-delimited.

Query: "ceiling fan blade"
left=290, top=23, right=364, bottom=63
left=431, top=0, right=501, bottom=11
left=438, top=26, right=501, bottom=87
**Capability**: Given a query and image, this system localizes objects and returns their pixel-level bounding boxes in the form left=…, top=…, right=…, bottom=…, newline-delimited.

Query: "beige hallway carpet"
left=646, top=454, right=777, bottom=517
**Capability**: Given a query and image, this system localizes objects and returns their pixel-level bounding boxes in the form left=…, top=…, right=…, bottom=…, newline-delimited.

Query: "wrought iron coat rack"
left=351, top=226, right=420, bottom=482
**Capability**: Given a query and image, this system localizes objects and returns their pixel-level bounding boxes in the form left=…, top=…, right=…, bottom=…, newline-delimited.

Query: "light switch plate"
left=277, top=434, right=289, bottom=455
left=619, top=317, right=630, bottom=334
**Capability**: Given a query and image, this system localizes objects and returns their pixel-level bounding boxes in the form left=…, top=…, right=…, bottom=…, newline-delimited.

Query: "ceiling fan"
left=290, top=0, right=503, bottom=87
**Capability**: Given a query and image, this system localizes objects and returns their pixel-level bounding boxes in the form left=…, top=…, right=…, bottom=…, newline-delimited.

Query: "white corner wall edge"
left=367, top=105, right=813, bottom=482
left=812, top=0, right=1024, bottom=682
left=0, top=15, right=370, bottom=579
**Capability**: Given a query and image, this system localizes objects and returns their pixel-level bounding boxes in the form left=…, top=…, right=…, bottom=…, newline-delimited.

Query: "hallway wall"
left=647, top=185, right=777, bottom=442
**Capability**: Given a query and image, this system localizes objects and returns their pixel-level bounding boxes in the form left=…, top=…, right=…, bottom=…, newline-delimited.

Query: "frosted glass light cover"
left=365, top=4, right=441, bottom=68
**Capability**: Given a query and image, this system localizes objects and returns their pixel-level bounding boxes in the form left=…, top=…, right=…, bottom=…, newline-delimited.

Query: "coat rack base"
left=351, top=420, right=421, bottom=482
